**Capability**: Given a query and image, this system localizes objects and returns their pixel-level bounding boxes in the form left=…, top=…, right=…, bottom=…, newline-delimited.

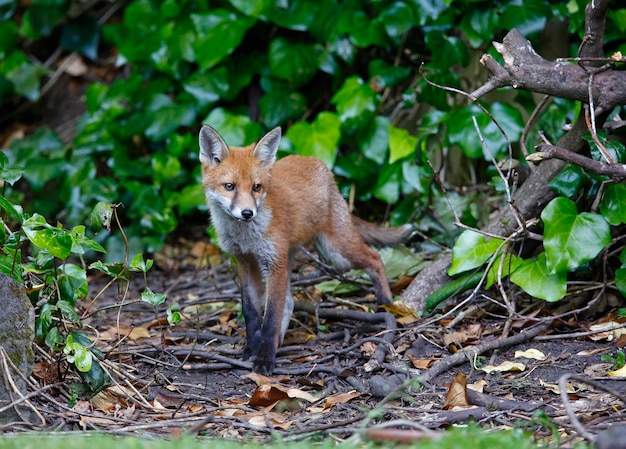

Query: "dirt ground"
left=17, top=244, right=626, bottom=446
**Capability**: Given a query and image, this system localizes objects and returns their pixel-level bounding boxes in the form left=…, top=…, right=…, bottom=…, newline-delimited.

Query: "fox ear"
left=199, top=125, right=229, bottom=166
left=253, top=127, right=281, bottom=167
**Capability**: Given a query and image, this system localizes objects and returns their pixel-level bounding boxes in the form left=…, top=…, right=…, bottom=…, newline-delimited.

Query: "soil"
left=19, top=244, right=626, bottom=446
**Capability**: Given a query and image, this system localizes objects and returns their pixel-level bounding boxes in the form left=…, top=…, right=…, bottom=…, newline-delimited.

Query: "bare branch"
left=529, top=143, right=626, bottom=181
left=472, top=28, right=626, bottom=113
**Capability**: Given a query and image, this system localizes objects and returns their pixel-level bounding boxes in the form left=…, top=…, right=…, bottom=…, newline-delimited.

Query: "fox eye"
left=252, top=184, right=262, bottom=192
left=223, top=183, right=235, bottom=191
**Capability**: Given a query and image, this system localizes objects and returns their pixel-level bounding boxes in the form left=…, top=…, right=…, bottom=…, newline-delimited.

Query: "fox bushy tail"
left=351, top=216, right=415, bottom=247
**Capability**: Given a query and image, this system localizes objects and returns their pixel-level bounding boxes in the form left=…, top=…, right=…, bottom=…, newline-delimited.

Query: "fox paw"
left=252, top=340, right=276, bottom=375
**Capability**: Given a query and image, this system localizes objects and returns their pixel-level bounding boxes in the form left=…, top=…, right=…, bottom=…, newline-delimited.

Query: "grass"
left=0, top=426, right=572, bottom=449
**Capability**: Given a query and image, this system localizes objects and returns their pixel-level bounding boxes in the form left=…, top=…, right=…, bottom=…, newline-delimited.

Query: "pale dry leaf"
left=479, top=361, right=525, bottom=374
left=607, top=364, right=626, bottom=378
left=515, top=348, right=547, bottom=360
left=467, top=379, right=488, bottom=393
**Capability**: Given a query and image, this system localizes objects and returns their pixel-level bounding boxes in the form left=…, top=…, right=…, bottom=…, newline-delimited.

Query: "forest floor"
left=21, top=236, right=626, bottom=446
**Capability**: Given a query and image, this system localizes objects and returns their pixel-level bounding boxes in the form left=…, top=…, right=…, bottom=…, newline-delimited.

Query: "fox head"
left=199, top=126, right=281, bottom=222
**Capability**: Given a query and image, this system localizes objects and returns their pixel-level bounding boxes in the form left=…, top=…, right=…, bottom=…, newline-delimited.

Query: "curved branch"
left=472, top=28, right=626, bottom=113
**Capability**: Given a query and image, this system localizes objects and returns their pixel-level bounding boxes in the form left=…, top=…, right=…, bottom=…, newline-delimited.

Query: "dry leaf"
left=360, top=341, right=378, bottom=356
left=443, top=324, right=483, bottom=349
left=467, top=379, right=487, bottom=393
left=324, top=391, right=360, bottom=408
left=443, top=372, right=469, bottom=409
left=515, top=349, right=547, bottom=360
left=249, top=385, right=289, bottom=408
left=607, top=364, right=626, bottom=377
left=540, top=379, right=577, bottom=395
left=479, top=361, right=526, bottom=374
left=588, top=322, right=626, bottom=341
left=247, top=412, right=293, bottom=430
left=407, top=353, right=433, bottom=369
left=576, top=347, right=611, bottom=356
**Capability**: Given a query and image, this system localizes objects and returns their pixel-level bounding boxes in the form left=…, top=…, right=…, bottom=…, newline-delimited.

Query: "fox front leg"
left=253, top=261, right=290, bottom=375
left=237, top=257, right=264, bottom=362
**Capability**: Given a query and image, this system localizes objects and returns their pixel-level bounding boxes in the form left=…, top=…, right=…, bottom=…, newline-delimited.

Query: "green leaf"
left=510, top=253, right=567, bottom=302
left=91, top=202, right=113, bottom=232
left=45, top=327, right=64, bottom=352
left=285, top=112, right=341, bottom=167
left=60, top=15, right=99, bottom=60
left=368, top=59, right=411, bottom=89
left=268, top=37, right=319, bottom=88
left=22, top=214, right=72, bottom=260
left=129, top=253, right=153, bottom=273
left=1, top=51, right=48, bottom=101
left=0, top=21, right=17, bottom=58
left=486, top=253, right=524, bottom=289
left=600, top=183, right=626, bottom=225
left=0, top=195, right=23, bottom=223
left=70, top=225, right=106, bottom=254
left=57, top=299, right=81, bottom=323
left=88, top=261, right=130, bottom=281
left=202, top=108, right=263, bottom=146
left=541, top=197, right=611, bottom=274
left=548, top=164, right=586, bottom=197
left=358, top=116, right=389, bottom=165
left=58, top=263, right=88, bottom=304
left=167, top=303, right=181, bottom=325
left=228, top=0, right=268, bottom=17
left=380, top=1, right=416, bottom=41
left=191, top=10, right=254, bottom=69
left=259, top=89, right=308, bottom=128
left=379, top=246, right=425, bottom=279
left=64, top=334, right=93, bottom=373
left=616, top=267, right=626, bottom=298
left=141, top=287, right=167, bottom=306
left=449, top=230, right=504, bottom=276
left=388, top=125, right=418, bottom=164
left=266, top=0, right=317, bottom=31
left=373, top=163, right=403, bottom=204
left=331, top=76, right=378, bottom=122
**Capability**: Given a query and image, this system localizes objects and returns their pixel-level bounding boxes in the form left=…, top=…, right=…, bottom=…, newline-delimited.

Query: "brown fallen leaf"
left=443, top=372, right=469, bottom=409
left=324, top=391, right=360, bottom=409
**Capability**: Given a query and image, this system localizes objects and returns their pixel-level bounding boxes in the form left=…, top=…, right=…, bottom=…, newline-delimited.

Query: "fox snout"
left=241, top=209, right=254, bottom=220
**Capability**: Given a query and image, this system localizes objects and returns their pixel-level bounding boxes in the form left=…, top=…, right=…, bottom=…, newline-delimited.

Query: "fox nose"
left=241, top=209, right=254, bottom=220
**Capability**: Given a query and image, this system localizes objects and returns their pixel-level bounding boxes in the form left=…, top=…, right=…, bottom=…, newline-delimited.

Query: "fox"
left=198, top=125, right=414, bottom=375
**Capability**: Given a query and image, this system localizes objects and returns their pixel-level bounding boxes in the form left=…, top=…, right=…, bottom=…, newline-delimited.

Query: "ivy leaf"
left=57, top=263, right=89, bottom=305
left=285, top=112, right=341, bottom=167
left=600, top=183, right=626, bottom=225
left=141, top=287, right=167, bottom=306
left=548, top=164, right=586, bottom=197
left=510, top=253, right=567, bottom=302
left=616, top=267, right=626, bottom=298
left=486, top=254, right=524, bottom=289
left=60, top=15, right=100, bottom=60
left=449, top=230, right=504, bottom=276
left=129, top=253, right=154, bottom=273
left=541, top=197, right=611, bottom=274
left=331, top=76, right=378, bottom=122
left=191, top=10, right=254, bottom=69
left=1, top=51, right=48, bottom=101
left=202, top=108, right=263, bottom=146
left=22, top=214, right=72, bottom=260
left=358, top=116, right=389, bottom=165
left=388, top=125, right=417, bottom=164
left=379, top=1, right=416, bottom=41
left=259, top=89, right=308, bottom=128
left=268, top=37, right=318, bottom=88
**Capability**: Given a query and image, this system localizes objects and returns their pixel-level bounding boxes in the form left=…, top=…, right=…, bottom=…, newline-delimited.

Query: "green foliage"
left=0, top=158, right=173, bottom=396
left=1, top=0, right=585, bottom=258
left=602, top=349, right=626, bottom=369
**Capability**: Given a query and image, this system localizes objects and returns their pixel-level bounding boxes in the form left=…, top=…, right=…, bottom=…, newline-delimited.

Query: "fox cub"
left=199, top=125, right=414, bottom=374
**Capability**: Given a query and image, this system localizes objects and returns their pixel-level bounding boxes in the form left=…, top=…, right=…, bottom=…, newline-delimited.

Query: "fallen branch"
left=416, top=320, right=554, bottom=385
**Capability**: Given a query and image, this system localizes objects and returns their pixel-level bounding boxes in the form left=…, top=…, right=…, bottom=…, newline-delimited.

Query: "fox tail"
left=351, top=216, right=416, bottom=247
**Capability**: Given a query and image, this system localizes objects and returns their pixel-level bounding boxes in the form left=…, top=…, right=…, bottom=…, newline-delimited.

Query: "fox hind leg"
left=315, top=233, right=393, bottom=305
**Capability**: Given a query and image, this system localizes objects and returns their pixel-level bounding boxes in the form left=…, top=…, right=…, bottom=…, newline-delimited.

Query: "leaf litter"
left=10, top=243, right=626, bottom=445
